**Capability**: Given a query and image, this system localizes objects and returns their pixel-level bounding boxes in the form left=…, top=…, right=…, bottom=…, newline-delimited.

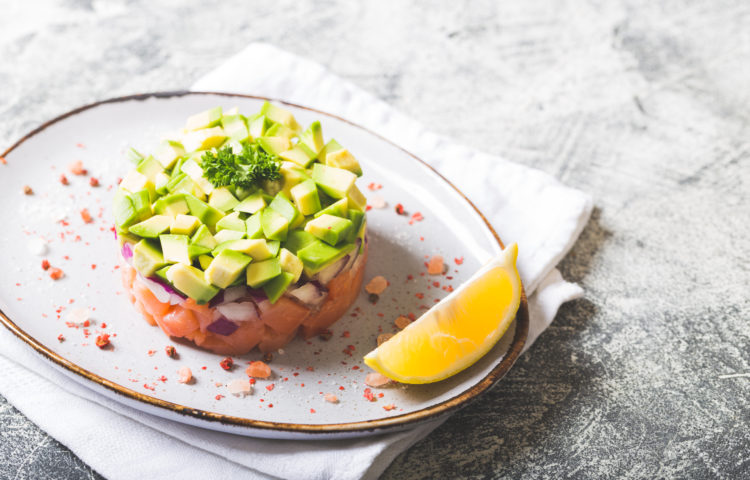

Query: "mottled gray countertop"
left=1, top=0, right=748, bottom=478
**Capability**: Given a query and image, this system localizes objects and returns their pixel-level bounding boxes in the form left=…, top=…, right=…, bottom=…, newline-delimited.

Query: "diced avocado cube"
left=290, top=179, right=322, bottom=216
left=170, top=214, right=201, bottom=236
left=180, top=157, right=214, bottom=195
left=186, top=107, right=223, bottom=131
left=269, top=192, right=300, bottom=224
left=266, top=123, right=298, bottom=141
left=119, top=170, right=152, bottom=194
left=166, top=263, right=219, bottom=304
left=245, top=211, right=264, bottom=239
left=233, top=185, right=253, bottom=201
left=304, top=214, right=353, bottom=246
left=314, top=198, right=348, bottom=219
left=279, top=248, right=303, bottom=283
left=216, top=211, right=246, bottom=233
left=154, top=265, right=171, bottom=283
left=184, top=193, right=225, bottom=231
left=170, top=174, right=206, bottom=200
left=261, top=208, right=289, bottom=241
left=205, top=249, right=252, bottom=289
left=248, top=114, right=272, bottom=140
left=325, top=149, right=363, bottom=176
left=155, top=140, right=185, bottom=169
left=182, top=127, right=227, bottom=152
left=132, top=239, right=167, bottom=277
left=279, top=162, right=311, bottom=198
left=129, top=215, right=172, bottom=238
left=262, top=271, right=295, bottom=304
left=347, top=185, right=367, bottom=211
left=221, top=114, right=250, bottom=142
left=233, top=191, right=266, bottom=214
left=154, top=172, right=170, bottom=195
left=220, top=238, right=278, bottom=261
left=346, top=209, right=365, bottom=243
left=159, top=234, right=191, bottom=265
left=113, top=190, right=137, bottom=229
left=209, top=187, right=240, bottom=212
left=197, top=254, right=213, bottom=270
left=260, top=101, right=301, bottom=132
left=299, top=121, right=325, bottom=154
left=279, top=145, right=316, bottom=168
left=190, top=224, right=218, bottom=250
left=317, top=139, right=343, bottom=163
left=297, top=240, right=353, bottom=275
left=283, top=230, right=317, bottom=254
left=257, top=136, right=292, bottom=156
left=245, top=257, right=282, bottom=288
left=188, top=244, right=212, bottom=259
left=213, top=229, right=245, bottom=244
left=312, top=163, right=357, bottom=199
left=166, top=172, right=186, bottom=192
left=125, top=147, right=144, bottom=165
left=135, top=155, right=165, bottom=182
left=130, top=189, right=153, bottom=222
left=153, top=193, right=189, bottom=217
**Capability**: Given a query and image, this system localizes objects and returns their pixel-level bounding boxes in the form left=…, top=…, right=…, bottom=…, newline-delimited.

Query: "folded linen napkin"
left=0, top=43, right=592, bottom=480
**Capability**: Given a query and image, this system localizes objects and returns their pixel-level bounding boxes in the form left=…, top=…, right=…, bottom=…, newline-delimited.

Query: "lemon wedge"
left=363, top=243, right=522, bottom=384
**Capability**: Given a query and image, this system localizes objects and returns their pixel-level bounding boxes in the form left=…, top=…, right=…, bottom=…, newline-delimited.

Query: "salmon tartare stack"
left=113, top=102, right=368, bottom=354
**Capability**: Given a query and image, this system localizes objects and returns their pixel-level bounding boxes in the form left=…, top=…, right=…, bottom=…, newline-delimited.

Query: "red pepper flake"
left=76, top=143, right=85, bottom=149
left=407, top=313, right=416, bottom=321
left=49, top=268, right=64, bottom=280
left=310, top=408, right=316, bottom=414
left=378, top=392, right=384, bottom=398
left=415, top=293, right=424, bottom=299
left=143, top=384, right=155, bottom=391
left=57, top=334, right=65, bottom=342
left=395, top=203, right=405, bottom=215
left=69, top=160, right=87, bottom=175
left=157, top=375, right=168, bottom=383
left=95, top=334, right=110, bottom=349
left=338, top=386, right=345, bottom=391
left=100, top=323, right=107, bottom=329
left=268, top=403, right=273, bottom=408
left=365, top=205, right=373, bottom=211
left=363, top=388, right=375, bottom=402
left=432, top=281, right=440, bottom=288
left=80, top=208, right=93, bottom=224
left=249, top=378, right=256, bottom=385
left=165, top=345, right=177, bottom=358
left=147, top=349, right=156, bottom=356
left=41, top=259, right=50, bottom=270
left=219, top=357, right=234, bottom=371
left=341, top=331, right=350, bottom=338
left=89, top=177, right=100, bottom=187
left=318, top=329, right=333, bottom=341
left=352, top=365, right=360, bottom=370
left=0, top=157, right=6, bottom=165
left=201, top=366, right=207, bottom=370
left=408, top=212, right=424, bottom=225
left=59, top=174, right=69, bottom=185
left=454, top=257, right=464, bottom=265
left=266, top=383, right=275, bottom=391
left=215, top=394, right=224, bottom=401
left=367, top=182, right=382, bottom=191
left=383, top=404, right=397, bottom=411
left=91, top=264, right=97, bottom=270
left=82, top=319, right=89, bottom=327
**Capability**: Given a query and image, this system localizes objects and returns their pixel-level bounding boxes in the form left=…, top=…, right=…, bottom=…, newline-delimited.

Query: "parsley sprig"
left=200, top=144, right=281, bottom=190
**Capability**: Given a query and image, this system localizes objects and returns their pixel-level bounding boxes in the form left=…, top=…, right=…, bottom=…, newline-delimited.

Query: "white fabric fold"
left=0, top=43, right=592, bottom=480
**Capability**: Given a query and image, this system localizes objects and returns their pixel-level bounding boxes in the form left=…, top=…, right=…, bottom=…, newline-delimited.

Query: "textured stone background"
left=1, top=0, right=749, bottom=478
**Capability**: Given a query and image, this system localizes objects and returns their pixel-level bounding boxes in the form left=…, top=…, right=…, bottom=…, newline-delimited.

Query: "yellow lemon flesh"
left=363, top=243, right=522, bottom=384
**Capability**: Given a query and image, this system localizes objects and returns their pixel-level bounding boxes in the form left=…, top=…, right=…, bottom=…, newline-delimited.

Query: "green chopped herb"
left=201, top=144, right=281, bottom=190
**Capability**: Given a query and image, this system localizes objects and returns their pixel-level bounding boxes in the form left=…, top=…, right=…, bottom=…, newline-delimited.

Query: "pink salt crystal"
left=177, top=366, right=193, bottom=384
left=365, top=276, right=388, bottom=295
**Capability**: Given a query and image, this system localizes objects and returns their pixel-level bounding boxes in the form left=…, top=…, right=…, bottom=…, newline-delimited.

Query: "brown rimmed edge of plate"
left=0, top=91, right=529, bottom=436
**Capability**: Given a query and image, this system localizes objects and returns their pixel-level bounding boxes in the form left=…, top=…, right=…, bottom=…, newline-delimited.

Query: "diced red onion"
left=247, top=288, right=268, bottom=303
left=121, top=242, right=133, bottom=259
left=216, top=302, right=259, bottom=323
left=288, top=282, right=328, bottom=307
left=207, top=317, right=239, bottom=336
left=316, top=255, right=349, bottom=285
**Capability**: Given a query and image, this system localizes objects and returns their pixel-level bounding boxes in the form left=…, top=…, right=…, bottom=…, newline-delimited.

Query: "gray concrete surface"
left=1, top=0, right=748, bottom=478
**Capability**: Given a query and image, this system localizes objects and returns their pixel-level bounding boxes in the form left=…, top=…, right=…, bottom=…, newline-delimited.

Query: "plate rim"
left=0, top=91, right=529, bottom=435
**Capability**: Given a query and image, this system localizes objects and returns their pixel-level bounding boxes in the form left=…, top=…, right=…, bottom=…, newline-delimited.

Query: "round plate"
left=0, top=92, right=528, bottom=439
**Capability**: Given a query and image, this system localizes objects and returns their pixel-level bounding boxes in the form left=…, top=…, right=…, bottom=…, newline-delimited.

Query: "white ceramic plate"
left=0, top=92, right=527, bottom=439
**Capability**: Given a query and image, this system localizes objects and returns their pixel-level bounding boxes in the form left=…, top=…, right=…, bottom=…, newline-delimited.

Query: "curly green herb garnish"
left=201, top=144, right=281, bottom=190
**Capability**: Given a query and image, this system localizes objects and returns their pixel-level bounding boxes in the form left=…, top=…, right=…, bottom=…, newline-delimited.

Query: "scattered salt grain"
left=427, top=255, right=444, bottom=275
left=177, top=366, right=193, bottom=384
left=227, top=378, right=253, bottom=397
left=27, top=238, right=48, bottom=256
left=370, top=194, right=387, bottom=209
left=66, top=308, right=90, bottom=326
left=365, top=276, right=388, bottom=295
left=365, top=372, right=393, bottom=388
left=377, top=333, right=394, bottom=346
left=394, top=315, right=411, bottom=330
left=324, top=393, right=339, bottom=404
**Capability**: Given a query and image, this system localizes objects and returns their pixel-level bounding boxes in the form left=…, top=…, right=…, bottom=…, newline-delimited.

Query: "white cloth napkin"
left=0, top=43, right=592, bottom=480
